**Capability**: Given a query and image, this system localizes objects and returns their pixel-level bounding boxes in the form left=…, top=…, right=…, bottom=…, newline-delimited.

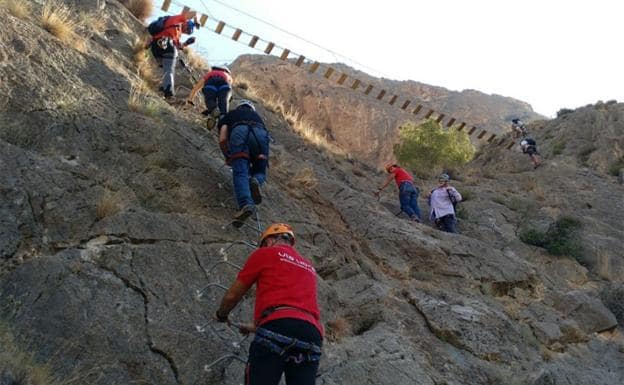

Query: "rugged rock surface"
left=1, top=2, right=623, bottom=385
left=231, top=55, right=544, bottom=166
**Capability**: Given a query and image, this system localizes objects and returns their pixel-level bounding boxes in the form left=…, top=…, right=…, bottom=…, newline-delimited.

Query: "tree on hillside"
left=393, top=120, right=475, bottom=175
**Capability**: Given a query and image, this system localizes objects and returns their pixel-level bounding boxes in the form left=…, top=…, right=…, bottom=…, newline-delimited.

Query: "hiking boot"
left=232, top=204, right=256, bottom=228
left=206, top=116, right=216, bottom=131
left=249, top=177, right=262, bottom=204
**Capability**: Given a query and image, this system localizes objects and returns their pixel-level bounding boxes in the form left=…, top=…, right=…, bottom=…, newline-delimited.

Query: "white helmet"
left=212, top=65, right=231, bottom=74
left=237, top=99, right=255, bottom=111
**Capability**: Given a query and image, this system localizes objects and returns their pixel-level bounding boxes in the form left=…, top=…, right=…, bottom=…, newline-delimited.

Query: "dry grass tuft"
left=79, top=11, right=107, bottom=35
left=120, top=0, right=153, bottom=21
left=96, top=191, right=122, bottom=219
left=41, top=2, right=78, bottom=42
left=132, top=38, right=159, bottom=86
left=0, top=322, right=56, bottom=385
left=183, top=47, right=210, bottom=71
left=325, top=318, right=351, bottom=342
left=128, top=86, right=167, bottom=118
left=289, top=167, right=318, bottom=189
left=1, top=0, right=31, bottom=19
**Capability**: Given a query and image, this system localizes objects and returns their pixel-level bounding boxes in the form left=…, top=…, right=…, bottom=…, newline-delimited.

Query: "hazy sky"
left=158, top=0, right=624, bottom=117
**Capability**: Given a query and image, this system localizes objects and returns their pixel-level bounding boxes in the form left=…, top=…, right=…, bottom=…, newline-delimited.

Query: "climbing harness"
left=253, top=327, right=322, bottom=363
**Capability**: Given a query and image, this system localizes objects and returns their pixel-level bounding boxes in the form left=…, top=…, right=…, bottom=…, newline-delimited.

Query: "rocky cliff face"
left=231, top=55, right=543, bottom=166
left=1, top=2, right=623, bottom=385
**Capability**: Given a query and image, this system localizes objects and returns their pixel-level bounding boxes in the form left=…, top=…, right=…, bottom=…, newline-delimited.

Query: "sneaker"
left=232, top=205, right=256, bottom=228
left=249, top=177, right=262, bottom=204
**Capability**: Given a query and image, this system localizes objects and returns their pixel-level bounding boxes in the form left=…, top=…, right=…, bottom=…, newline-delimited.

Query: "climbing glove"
left=184, top=37, right=196, bottom=46
left=215, top=309, right=228, bottom=322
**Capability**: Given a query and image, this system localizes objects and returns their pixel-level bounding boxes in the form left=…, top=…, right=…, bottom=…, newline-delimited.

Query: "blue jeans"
left=202, top=78, right=231, bottom=116
left=229, top=125, right=269, bottom=208
left=399, top=182, right=421, bottom=220
left=437, top=214, right=458, bottom=234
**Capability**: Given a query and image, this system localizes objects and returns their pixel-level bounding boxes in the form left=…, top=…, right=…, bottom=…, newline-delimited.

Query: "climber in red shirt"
left=186, top=65, right=233, bottom=129
left=146, top=10, right=199, bottom=98
left=374, top=162, right=422, bottom=221
left=216, top=223, right=323, bottom=385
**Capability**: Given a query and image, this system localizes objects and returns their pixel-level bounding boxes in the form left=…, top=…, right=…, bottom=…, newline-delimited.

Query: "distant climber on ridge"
left=375, top=163, right=422, bottom=222
left=215, top=223, right=323, bottom=385
left=146, top=10, right=199, bottom=98
left=520, top=137, right=542, bottom=169
left=511, top=118, right=527, bottom=138
left=426, top=173, right=462, bottom=234
left=186, top=65, right=233, bottom=130
left=218, top=100, right=269, bottom=227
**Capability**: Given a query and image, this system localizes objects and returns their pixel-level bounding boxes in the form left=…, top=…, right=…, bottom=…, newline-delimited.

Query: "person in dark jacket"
left=520, top=137, right=542, bottom=169
left=218, top=100, right=269, bottom=226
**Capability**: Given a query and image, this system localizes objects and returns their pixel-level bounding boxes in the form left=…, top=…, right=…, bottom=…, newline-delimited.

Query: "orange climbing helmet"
left=259, top=223, right=295, bottom=247
left=385, top=162, right=398, bottom=173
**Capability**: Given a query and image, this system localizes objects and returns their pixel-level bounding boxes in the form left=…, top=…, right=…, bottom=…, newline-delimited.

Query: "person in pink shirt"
left=375, top=163, right=421, bottom=222
left=426, top=173, right=462, bottom=233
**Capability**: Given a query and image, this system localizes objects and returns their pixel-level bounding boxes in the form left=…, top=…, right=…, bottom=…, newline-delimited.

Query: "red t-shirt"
left=152, top=14, right=187, bottom=46
left=203, top=70, right=233, bottom=85
left=236, top=245, right=323, bottom=335
left=392, top=167, right=413, bottom=187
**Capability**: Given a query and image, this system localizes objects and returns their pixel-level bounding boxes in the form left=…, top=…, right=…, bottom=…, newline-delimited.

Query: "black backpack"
left=147, top=16, right=171, bottom=35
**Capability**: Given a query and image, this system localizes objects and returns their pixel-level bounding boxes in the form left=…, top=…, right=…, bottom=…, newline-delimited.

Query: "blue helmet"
left=185, top=20, right=196, bottom=34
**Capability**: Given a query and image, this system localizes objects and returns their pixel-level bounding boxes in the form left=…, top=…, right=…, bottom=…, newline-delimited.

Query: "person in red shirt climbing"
left=215, top=223, right=323, bottom=385
left=186, top=65, right=233, bottom=130
left=146, top=10, right=199, bottom=98
left=374, top=162, right=422, bottom=222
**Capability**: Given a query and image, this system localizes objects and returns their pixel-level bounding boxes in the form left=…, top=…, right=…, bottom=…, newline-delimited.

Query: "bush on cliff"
left=393, top=120, right=475, bottom=176
left=520, top=216, right=584, bottom=260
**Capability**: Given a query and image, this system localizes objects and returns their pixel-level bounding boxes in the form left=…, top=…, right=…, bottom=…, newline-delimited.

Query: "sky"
left=155, top=0, right=624, bottom=117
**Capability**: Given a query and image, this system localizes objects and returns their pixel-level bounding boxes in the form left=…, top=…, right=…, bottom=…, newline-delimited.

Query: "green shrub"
left=519, top=228, right=546, bottom=247
left=556, top=108, right=574, bottom=118
left=608, top=156, right=624, bottom=176
left=456, top=205, right=468, bottom=220
left=394, top=120, right=475, bottom=177
left=600, top=284, right=624, bottom=325
left=552, top=141, right=566, bottom=155
left=520, top=217, right=583, bottom=259
left=578, top=146, right=596, bottom=166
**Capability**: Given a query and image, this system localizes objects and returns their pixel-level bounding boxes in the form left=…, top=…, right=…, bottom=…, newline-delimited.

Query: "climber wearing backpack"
left=218, top=100, right=269, bottom=226
left=426, top=173, right=462, bottom=233
left=374, top=163, right=422, bottom=222
left=186, top=65, right=233, bottom=130
left=215, top=223, right=323, bottom=385
left=520, top=137, right=542, bottom=169
left=146, top=10, right=199, bottom=98
left=511, top=118, right=528, bottom=138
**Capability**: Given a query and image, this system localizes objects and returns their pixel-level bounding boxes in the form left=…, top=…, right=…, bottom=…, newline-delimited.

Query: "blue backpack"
left=147, top=16, right=171, bottom=35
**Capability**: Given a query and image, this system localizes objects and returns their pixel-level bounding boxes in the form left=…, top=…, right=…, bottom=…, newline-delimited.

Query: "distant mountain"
left=232, top=55, right=544, bottom=165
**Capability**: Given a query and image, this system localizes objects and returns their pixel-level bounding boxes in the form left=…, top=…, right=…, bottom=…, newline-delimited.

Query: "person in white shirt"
left=427, top=174, right=462, bottom=233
